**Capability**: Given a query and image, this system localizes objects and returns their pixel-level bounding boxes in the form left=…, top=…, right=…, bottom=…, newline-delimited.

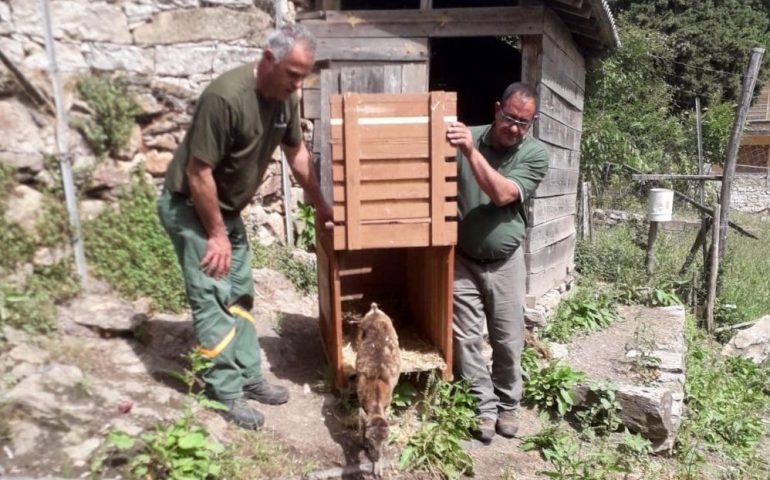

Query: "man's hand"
left=315, top=200, right=334, bottom=230
left=200, top=231, right=231, bottom=279
left=446, top=122, right=474, bottom=158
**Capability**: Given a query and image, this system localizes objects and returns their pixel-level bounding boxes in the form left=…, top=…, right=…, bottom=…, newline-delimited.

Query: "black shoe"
left=496, top=410, right=519, bottom=438
left=472, top=416, right=496, bottom=444
left=219, top=398, right=264, bottom=430
left=243, top=380, right=289, bottom=405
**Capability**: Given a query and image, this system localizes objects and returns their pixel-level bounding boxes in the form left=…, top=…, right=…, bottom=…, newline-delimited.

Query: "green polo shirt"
left=164, top=63, right=303, bottom=213
left=457, top=125, right=549, bottom=260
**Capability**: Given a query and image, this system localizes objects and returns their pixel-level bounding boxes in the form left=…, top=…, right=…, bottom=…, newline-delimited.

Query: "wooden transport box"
left=316, top=91, right=458, bottom=389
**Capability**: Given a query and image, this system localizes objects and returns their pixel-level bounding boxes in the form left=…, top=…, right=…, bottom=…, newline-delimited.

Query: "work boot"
left=243, top=380, right=289, bottom=405
left=219, top=398, right=264, bottom=430
left=472, top=416, right=496, bottom=444
left=496, top=410, right=519, bottom=438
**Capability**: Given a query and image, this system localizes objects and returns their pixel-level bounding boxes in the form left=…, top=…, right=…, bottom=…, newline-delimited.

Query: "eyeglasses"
left=499, top=111, right=535, bottom=129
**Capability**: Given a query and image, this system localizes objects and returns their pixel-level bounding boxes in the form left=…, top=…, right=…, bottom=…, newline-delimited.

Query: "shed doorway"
left=429, top=36, right=522, bottom=126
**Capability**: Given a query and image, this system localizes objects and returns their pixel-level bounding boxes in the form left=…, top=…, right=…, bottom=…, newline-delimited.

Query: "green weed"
left=94, top=351, right=228, bottom=479
left=624, top=322, right=662, bottom=384
left=399, top=376, right=477, bottom=479
left=523, top=361, right=585, bottom=416
left=543, top=288, right=618, bottom=342
left=84, top=169, right=186, bottom=313
left=675, top=317, right=770, bottom=478
left=294, top=201, right=316, bottom=252
left=74, top=75, right=140, bottom=158
left=575, top=384, right=623, bottom=438
left=251, top=241, right=317, bottom=295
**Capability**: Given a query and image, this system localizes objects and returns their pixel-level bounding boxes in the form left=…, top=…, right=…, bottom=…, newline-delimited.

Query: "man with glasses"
left=446, top=82, right=549, bottom=443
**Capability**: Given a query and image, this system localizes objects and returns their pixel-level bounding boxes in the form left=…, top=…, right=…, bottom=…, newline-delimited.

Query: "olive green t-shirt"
left=457, top=125, right=550, bottom=260
left=164, top=63, right=303, bottom=212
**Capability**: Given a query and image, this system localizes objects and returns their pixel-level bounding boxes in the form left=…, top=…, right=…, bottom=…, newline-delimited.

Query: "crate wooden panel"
left=328, top=91, right=458, bottom=250
left=315, top=237, right=455, bottom=390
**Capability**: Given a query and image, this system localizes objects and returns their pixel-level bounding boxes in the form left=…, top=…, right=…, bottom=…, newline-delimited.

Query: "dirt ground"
left=0, top=268, right=694, bottom=479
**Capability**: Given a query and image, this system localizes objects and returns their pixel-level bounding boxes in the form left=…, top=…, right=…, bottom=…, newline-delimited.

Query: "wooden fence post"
left=705, top=204, right=721, bottom=333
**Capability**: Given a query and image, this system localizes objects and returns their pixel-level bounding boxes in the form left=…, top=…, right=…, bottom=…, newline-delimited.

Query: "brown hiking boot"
left=496, top=410, right=519, bottom=438
left=472, top=416, right=496, bottom=444
left=243, top=380, right=289, bottom=405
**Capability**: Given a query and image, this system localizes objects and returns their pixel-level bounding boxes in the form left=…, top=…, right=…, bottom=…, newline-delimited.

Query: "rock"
left=0, top=98, right=46, bottom=174
left=135, top=92, right=166, bottom=118
left=86, top=160, right=131, bottom=199
left=155, top=43, right=218, bottom=76
left=84, top=43, right=155, bottom=75
left=57, top=293, right=145, bottom=334
left=8, top=344, right=50, bottom=365
left=63, top=437, right=101, bottom=467
left=144, top=132, right=178, bottom=151
left=78, top=198, right=109, bottom=222
left=524, top=307, right=547, bottom=329
left=722, top=315, right=770, bottom=364
left=574, top=383, right=675, bottom=452
left=144, top=150, right=174, bottom=177
left=4, top=184, right=44, bottom=235
left=32, top=245, right=70, bottom=267
left=548, top=342, right=569, bottom=360
left=143, top=118, right=177, bottom=135
left=116, top=124, right=144, bottom=161
left=133, top=7, right=271, bottom=46
left=13, top=1, right=132, bottom=43
left=8, top=419, right=43, bottom=456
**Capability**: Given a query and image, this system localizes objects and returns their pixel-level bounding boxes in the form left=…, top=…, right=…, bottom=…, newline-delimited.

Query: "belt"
left=457, top=249, right=509, bottom=265
left=170, top=191, right=240, bottom=219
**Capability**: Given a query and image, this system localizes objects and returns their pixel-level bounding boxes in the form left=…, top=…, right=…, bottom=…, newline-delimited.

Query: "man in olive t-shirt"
left=157, top=24, right=332, bottom=430
left=446, top=82, right=549, bottom=443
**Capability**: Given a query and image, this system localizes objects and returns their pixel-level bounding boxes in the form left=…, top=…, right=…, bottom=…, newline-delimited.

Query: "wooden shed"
left=301, top=0, right=618, bottom=304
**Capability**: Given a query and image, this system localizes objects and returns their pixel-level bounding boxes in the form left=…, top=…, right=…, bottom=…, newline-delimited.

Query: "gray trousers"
left=452, top=247, right=525, bottom=420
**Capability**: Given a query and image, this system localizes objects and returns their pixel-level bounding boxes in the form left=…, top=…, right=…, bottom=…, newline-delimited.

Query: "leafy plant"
left=543, top=289, right=618, bottom=342
left=575, top=384, right=623, bottom=437
left=84, top=168, right=187, bottom=312
left=95, top=351, right=227, bottom=479
left=294, top=201, right=316, bottom=252
left=251, top=242, right=317, bottom=295
left=624, top=322, right=661, bottom=384
left=523, top=361, right=585, bottom=416
left=675, top=317, right=769, bottom=478
left=391, top=381, right=419, bottom=410
left=399, top=376, right=477, bottom=479
left=75, top=75, right=140, bottom=158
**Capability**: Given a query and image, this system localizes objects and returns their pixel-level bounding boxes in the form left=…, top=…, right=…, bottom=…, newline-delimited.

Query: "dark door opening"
left=429, top=37, right=521, bottom=126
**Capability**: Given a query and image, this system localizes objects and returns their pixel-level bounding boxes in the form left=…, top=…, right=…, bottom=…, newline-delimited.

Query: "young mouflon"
left=355, top=303, right=401, bottom=475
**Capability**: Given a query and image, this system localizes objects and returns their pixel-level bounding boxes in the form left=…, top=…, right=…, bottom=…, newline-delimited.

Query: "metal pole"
left=716, top=48, right=764, bottom=270
left=705, top=204, right=721, bottom=333
left=275, top=0, right=294, bottom=246
left=39, top=0, right=88, bottom=286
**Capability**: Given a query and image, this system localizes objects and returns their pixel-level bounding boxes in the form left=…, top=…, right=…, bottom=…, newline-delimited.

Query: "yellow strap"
left=229, top=305, right=257, bottom=326
left=197, top=326, right=236, bottom=359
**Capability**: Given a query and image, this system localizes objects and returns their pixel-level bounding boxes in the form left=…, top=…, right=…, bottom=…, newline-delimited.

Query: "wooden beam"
left=631, top=174, right=723, bottom=182
left=301, top=6, right=545, bottom=38
left=740, top=135, right=770, bottom=146
left=546, top=0, right=593, bottom=19
left=316, top=37, right=428, bottom=62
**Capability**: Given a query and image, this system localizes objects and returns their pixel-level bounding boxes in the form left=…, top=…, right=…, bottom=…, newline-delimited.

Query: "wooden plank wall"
left=524, top=11, right=585, bottom=299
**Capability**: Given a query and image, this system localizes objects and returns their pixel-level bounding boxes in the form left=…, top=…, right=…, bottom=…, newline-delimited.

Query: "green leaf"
left=177, top=432, right=206, bottom=449
left=107, top=430, right=135, bottom=450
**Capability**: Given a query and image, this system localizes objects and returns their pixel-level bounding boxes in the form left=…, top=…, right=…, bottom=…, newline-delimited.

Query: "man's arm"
left=447, top=122, right=521, bottom=206
left=186, top=157, right=231, bottom=278
left=282, top=142, right=334, bottom=227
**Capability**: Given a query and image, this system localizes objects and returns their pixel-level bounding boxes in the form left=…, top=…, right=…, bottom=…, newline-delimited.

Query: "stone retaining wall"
left=731, top=173, right=770, bottom=213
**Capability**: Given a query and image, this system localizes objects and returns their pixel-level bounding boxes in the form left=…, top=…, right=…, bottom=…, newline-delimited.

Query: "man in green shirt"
left=158, top=24, right=332, bottom=430
left=446, top=82, right=549, bottom=443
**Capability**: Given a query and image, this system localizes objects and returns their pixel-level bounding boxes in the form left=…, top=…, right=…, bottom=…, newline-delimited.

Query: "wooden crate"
left=328, top=91, right=458, bottom=250
left=316, top=91, right=458, bottom=389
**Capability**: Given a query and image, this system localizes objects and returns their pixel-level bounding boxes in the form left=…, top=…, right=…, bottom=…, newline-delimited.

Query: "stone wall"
left=0, top=0, right=312, bottom=245
left=731, top=173, right=770, bottom=213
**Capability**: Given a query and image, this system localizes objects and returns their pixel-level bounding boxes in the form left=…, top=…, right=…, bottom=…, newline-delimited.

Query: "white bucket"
left=648, top=188, right=674, bottom=222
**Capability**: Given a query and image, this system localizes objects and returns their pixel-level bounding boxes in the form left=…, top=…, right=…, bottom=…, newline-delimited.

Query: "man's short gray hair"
left=266, top=24, right=317, bottom=62
left=501, top=82, right=538, bottom=107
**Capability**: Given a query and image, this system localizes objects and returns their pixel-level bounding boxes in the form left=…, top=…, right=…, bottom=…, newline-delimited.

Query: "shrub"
left=523, top=361, right=585, bottom=416
left=75, top=75, right=140, bottom=158
left=84, top=170, right=186, bottom=312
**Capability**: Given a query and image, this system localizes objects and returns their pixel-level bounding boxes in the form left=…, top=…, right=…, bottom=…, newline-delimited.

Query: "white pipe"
left=39, top=0, right=88, bottom=286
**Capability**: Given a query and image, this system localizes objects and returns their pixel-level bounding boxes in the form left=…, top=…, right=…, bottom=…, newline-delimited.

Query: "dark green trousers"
left=157, top=189, right=263, bottom=400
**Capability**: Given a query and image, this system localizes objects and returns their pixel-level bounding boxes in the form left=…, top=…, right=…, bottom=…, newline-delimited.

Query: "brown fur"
left=355, top=303, right=401, bottom=465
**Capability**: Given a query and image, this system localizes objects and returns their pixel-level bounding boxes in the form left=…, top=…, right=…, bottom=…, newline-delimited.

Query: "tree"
left=607, top=0, right=770, bottom=110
